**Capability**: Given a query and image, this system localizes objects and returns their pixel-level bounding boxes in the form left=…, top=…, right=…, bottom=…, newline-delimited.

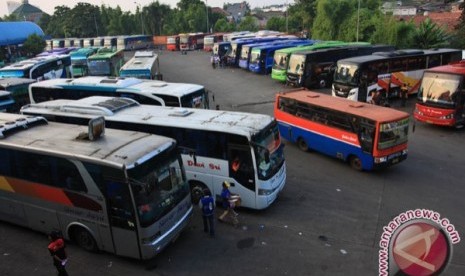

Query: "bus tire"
left=297, top=137, right=309, bottom=152
left=72, top=227, right=98, bottom=252
left=190, top=181, right=207, bottom=204
left=349, top=155, right=363, bottom=171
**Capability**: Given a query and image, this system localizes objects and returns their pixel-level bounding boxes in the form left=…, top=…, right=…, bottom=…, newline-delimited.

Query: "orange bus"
left=275, top=89, right=410, bottom=171
left=167, top=35, right=180, bottom=51
left=179, top=33, right=205, bottom=51
left=414, top=60, right=465, bottom=128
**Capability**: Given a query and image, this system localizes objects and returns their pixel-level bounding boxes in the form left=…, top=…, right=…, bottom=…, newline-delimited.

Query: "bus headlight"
left=258, top=188, right=273, bottom=196
left=348, top=90, right=356, bottom=96
left=374, top=156, right=387, bottom=163
left=439, top=113, right=454, bottom=120
left=402, top=149, right=408, bottom=155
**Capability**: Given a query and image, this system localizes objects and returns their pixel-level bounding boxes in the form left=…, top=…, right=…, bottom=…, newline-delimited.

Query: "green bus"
left=87, top=47, right=125, bottom=77
left=271, top=41, right=371, bottom=83
left=70, top=47, right=99, bottom=77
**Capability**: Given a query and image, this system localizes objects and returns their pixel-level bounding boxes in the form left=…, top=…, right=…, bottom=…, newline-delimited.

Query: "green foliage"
left=312, top=0, right=354, bottom=40
left=214, top=18, right=236, bottom=32
left=22, top=34, right=46, bottom=56
left=237, top=16, right=258, bottom=32
left=266, top=17, right=286, bottom=32
left=411, top=18, right=451, bottom=49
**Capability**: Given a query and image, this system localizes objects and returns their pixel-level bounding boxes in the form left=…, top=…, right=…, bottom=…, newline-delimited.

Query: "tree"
left=312, top=0, right=354, bottom=40
left=411, top=18, right=451, bottom=49
left=22, top=34, right=46, bottom=56
left=214, top=18, right=235, bottom=32
left=266, top=17, right=286, bottom=32
left=237, top=16, right=258, bottom=32
left=450, top=2, right=465, bottom=48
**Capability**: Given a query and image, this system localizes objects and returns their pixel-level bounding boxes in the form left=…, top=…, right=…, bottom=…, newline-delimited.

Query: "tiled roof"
left=398, top=11, right=461, bottom=32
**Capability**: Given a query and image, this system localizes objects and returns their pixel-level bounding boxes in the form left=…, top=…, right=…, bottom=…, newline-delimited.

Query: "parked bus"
left=37, top=47, right=77, bottom=57
left=0, top=54, right=72, bottom=80
left=275, top=90, right=409, bottom=170
left=0, top=113, right=192, bottom=259
left=204, top=33, right=224, bottom=52
left=167, top=35, right=180, bottom=51
left=179, top=33, right=205, bottom=51
left=83, top=38, right=94, bottom=48
left=287, top=45, right=396, bottom=89
left=212, top=41, right=232, bottom=62
left=0, top=77, right=36, bottom=111
left=116, top=35, right=153, bottom=51
left=414, top=60, right=465, bottom=127
left=120, top=51, right=161, bottom=80
left=103, top=36, right=117, bottom=49
left=271, top=41, right=370, bottom=82
left=70, top=48, right=99, bottom=77
left=28, top=76, right=210, bottom=109
left=248, top=40, right=315, bottom=74
left=332, top=48, right=463, bottom=103
left=21, top=96, right=287, bottom=209
left=87, top=48, right=125, bottom=77
left=222, top=31, right=253, bottom=42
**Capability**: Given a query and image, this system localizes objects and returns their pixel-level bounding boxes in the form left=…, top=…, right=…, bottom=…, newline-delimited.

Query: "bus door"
left=228, top=146, right=255, bottom=206
left=357, top=119, right=375, bottom=154
left=105, top=180, right=140, bottom=258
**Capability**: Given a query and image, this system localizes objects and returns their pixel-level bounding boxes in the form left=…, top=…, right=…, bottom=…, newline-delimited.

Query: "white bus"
left=120, top=51, right=162, bottom=80
left=28, top=76, right=210, bottom=109
left=21, top=96, right=287, bottom=210
left=0, top=113, right=192, bottom=260
left=0, top=55, right=72, bottom=80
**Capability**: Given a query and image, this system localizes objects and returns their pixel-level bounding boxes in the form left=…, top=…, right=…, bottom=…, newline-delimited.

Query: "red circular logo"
left=392, top=222, right=450, bottom=275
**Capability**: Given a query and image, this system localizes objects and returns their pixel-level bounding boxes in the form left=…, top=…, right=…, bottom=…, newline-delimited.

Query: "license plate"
left=392, top=158, right=399, bottom=164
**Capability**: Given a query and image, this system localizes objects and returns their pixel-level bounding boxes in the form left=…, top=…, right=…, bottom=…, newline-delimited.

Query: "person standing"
left=199, top=189, right=215, bottom=237
left=400, top=83, right=409, bottom=107
left=48, top=231, right=68, bottom=276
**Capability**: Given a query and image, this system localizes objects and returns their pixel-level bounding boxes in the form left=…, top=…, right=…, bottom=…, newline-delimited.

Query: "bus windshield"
left=252, top=121, right=285, bottom=180
left=240, top=47, right=250, bottom=59
left=418, top=72, right=461, bottom=106
left=273, top=52, right=288, bottom=70
left=333, top=63, right=359, bottom=85
left=88, top=59, right=111, bottom=76
left=287, top=54, right=305, bottom=74
left=0, top=70, right=25, bottom=78
left=249, top=50, right=261, bottom=65
left=378, top=118, right=409, bottom=150
left=180, top=88, right=209, bottom=109
left=128, top=151, right=188, bottom=228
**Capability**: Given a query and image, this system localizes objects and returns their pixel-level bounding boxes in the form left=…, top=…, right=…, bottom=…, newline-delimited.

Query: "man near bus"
left=400, top=83, right=409, bottom=107
left=48, top=231, right=68, bottom=276
left=199, top=189, right=215, bottom=237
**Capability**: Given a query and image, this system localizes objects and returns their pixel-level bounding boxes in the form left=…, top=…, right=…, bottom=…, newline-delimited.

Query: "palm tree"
left=411, top=18, right=451, bottom=49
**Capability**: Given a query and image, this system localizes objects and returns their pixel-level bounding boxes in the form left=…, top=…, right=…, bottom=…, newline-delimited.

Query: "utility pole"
left=206, top=0, right=209, bottom=33
left=356, top=0, right=360, bottom=42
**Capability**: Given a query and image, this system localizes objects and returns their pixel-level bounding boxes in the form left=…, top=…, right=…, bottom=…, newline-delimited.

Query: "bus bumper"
left=271, top=69, right=286, bottom=82
left=238, top=60, right=248, bottom=69
left=373, top=150, right=408, bottom=169
left=140, top=205, right=193, bottom=260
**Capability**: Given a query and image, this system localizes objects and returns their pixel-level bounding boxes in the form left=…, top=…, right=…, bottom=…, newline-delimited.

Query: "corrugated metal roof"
left=0, top=21, right=44, bottom=46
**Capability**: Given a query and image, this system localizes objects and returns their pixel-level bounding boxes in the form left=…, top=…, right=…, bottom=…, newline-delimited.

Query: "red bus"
left=179, top=33, right=205, bottom=51
left=204, top=33, right=224, bottom=52
left=275, top=89, right=410, bottom=171
left=167, top=35, right=180, bottom=51
left=414, top=60, right=465, bottom=128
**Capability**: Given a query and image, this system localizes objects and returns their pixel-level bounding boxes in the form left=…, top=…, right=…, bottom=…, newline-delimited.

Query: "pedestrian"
left=400, top=83, right=408, bottom=107
left=48, top=230, right=68, bottom=276
left=218, top=181, right=240, bottom=225
left=199, top=189, right=215, bottom=237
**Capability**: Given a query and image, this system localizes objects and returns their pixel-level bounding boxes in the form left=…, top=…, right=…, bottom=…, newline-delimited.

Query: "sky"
left=1, top=0, right=295, bottom=18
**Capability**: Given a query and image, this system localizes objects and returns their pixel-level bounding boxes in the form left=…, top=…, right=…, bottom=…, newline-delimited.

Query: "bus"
left=287, top=45, right=396, bottom=89
left=271, top=41, right=370, bottom=82
left=204, top=33, right=224, bottom=52
left=37, top=47, right=77, bottom=57
left=21, top=96, right=287, bottom=210
left=119, top=51, right=161, bottom=80
left=274, top=90, right=410, bottom=171
left=0, top=91, right=14, bottom=112
left=167, top=35, right=180, bottom=51
left=0, top=77, right=36, bottom=111
left=70, top=48, right=99, bottom=77
left=414, top=60, right=465, bottom=127
left=116, top=35, right=154, bottom=51
left=332, top=48, right=463, bottom=103
left=179, top=33, right=205, bottom=51
left=87, top=48, right=125, bottom=77
left=222, top=31, right=253, bottom=42
left=103, top=36, right=117, bottom=49
left=248, top=40, right=315, bottom=74
left=0, top=54, right=72, bottom=80
left=28, top=76, right=210, bottom=109
left=83, top=38, right=94, bottom=48
left=0, top=113, right=192, bottom=260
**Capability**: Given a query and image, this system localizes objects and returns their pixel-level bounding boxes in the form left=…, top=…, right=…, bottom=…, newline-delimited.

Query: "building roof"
left=12, top=2, right=43, bottom=14
left=402, top=11, right=461, bottom=32
left=0, top=21, right=44, bottom=46
left=211, top=7, right=229, bottom=16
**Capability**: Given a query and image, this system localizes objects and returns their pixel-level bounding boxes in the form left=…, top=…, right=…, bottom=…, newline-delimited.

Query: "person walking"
left=199, top=189, right=215, bottom=237
left=48, top=231, right=68, bottom=276
left=218, top=181, right=240, bottom=226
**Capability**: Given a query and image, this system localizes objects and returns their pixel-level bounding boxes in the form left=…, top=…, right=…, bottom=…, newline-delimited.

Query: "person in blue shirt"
left=218, top=181, right=240, bottom=225
left=199, top=189, right=215, bottom=237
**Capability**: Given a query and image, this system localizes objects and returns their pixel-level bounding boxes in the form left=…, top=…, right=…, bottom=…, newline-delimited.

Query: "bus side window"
left=56, top=160, right=87, bottom=192
left=106, top=179, right=136, bottom=229
left=228, top=148, right=254, bottom=191
left=0, top=148, right=12, bottom=176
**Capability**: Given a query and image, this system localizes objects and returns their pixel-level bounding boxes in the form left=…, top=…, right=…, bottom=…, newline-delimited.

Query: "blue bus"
left=0, top=91, right=15, bottom=112
left=116, top=35, right=154, bottom=51
left=238, top=40, right=293, bottom=69
left=226, top=36, right=304, bottom=67
left=0, top=77, right=36, bottom=111
left=0, top=55, right=72, bottom=80
left=248, top=41, right=316, bottom=74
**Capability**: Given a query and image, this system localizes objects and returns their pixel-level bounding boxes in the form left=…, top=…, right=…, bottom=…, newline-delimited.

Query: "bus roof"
left=21, top=96, right=274, bottom=138
left=277, top=89, right=409, bottom=122
left=424, top=60, right=465, bottom=75
left=30, top=76, right=204, bottom=98
left=0, top=77, right=36, bottom=89
left=0, top=113, right=175, bottom=168
left=337, top=48, right=463, bottom=65
left=120, top=51, right=158, bottom=71
left=0, top=55, right=70, bottom=71
left=88, top=48, right=123, bottom=59
left=70, top=47, right=98, bottom=58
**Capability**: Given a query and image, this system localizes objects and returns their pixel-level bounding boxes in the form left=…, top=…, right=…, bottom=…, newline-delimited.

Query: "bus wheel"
left=349, top=156, right=363, bottom=171
left=297, top=138, right=309, bottom=152
left=73, top=227, right=97, bottom=252
left=190, top=182, right=207, bottom=204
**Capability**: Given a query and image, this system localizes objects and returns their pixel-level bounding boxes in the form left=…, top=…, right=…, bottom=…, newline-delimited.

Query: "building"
left=0, top=21, right=45, bottom=63
left=225, top=2, right=250, bottom=22
left=11, top=0, right=46, bottom=24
